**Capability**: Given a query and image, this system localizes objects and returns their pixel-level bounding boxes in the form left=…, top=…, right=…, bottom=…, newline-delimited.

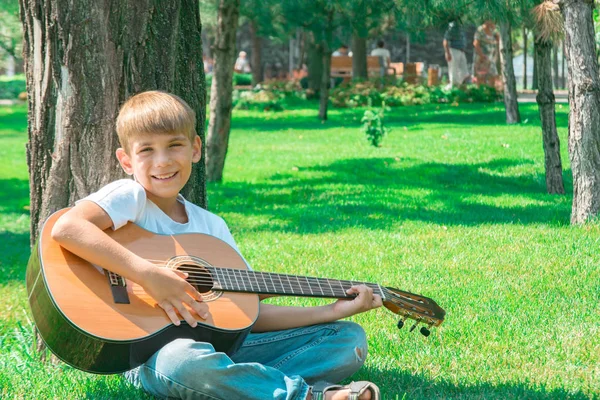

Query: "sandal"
left=311, top=380, right=381, bottom=400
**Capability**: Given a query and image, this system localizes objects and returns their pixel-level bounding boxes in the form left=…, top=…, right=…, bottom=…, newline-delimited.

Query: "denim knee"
left=326, top=321, right=368, bottom=382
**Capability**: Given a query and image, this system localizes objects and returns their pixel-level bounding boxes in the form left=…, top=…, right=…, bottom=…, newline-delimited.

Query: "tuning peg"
left=397, top=319, right=405, bottom=329
left=420, top=326, right=431, bottom=337
left=409, top=321, right=419, bottom=332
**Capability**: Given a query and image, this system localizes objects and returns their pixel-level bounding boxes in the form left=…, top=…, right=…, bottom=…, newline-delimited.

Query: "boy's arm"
left=251, top=285, right=382, bottom=332
left=51, top=201, right=208, bottom=327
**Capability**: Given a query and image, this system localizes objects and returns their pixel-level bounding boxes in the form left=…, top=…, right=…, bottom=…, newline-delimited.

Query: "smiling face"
left=116, top=132, right=202, bottom=206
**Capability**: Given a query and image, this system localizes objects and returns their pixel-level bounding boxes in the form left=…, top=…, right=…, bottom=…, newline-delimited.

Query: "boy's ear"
left=116, top=148, right=134, bottom=175
left=192, top=136, right=202, bottom=163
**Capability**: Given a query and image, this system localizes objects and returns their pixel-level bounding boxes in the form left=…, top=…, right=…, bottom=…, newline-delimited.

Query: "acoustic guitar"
left=26, top=209, right=445, bottom=374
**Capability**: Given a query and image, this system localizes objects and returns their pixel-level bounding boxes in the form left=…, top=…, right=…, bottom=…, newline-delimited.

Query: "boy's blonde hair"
left=116, top=91, right=196, bottom=153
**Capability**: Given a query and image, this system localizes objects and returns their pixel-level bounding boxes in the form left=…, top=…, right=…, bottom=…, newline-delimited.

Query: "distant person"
left=443, top=20, right=469, bottom=88
left=332, top=44, right=350, bottom=57
left=473, top=20, right=500, bottom=87
left=234, top=51, right=251, bottom=73
left=371, top=40, right=392, bottom=68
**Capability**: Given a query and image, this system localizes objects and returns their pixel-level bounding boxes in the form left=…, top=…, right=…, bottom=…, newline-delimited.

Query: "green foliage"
left=205, top=73, right=253, bottom=88
left=361, top=104, right=389, bottom=147
left=0, top=74, right=26, bottom=99
left=233, top=89, right=285, bottom=112
left=330, top=80, right=502, bottom=108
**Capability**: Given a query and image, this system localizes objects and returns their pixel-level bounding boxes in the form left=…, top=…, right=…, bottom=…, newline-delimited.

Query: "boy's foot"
left=309, top=381, right=380, bottom=400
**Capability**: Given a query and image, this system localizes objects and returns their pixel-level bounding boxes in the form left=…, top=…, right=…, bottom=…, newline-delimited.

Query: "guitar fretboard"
left=181, top=266, right=385, bottom=300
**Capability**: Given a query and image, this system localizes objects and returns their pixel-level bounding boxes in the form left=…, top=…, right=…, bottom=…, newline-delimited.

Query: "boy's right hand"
left=139, top=266, right=209, bottom=327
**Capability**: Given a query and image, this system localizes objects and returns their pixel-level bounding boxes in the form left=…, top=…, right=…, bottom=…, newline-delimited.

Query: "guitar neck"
left=188, top=267, right=385, bottom=300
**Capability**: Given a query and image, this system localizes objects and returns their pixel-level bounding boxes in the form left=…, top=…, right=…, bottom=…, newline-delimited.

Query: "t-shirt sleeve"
left=76, top=179, right=146, bottom=230
left=212, top=216, right=253, bottom=270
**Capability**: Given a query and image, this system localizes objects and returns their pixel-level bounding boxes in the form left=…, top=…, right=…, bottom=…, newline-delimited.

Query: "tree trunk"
left=553, top=44, right=559, bottom=88
left=318, top=11, right=334, bottom=122
left=20, top=0, right=206, bottom=357
left=205, top=0, right=240, bottom=182
left=306, top=34, right=323, bottom=96
left=499, top=22, right=521, bottom=124
left=561, top=40, right=566, bottom=89
left=535, top=39, right=565, bottom=194
left=523, top=27, right=528, bottom=90
left=558, top=0, right=600, bottom=224
left=319, top=46, right=332, bottom=121
left=250, top=20, right=263, bottom=86
left=532, top=49, right=538, bottom=90
left=352, top=34, right=367, bottom=80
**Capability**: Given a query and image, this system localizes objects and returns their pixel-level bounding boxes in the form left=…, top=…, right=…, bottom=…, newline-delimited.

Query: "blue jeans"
left=124, top=321, right=367, bottom=400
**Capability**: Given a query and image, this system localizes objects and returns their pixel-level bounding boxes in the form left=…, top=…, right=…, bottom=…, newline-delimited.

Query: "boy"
left=51, top=91, right=381, bottom=400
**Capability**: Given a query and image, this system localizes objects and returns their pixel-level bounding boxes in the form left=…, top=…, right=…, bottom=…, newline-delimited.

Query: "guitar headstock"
left=382, top=286, right=445, bottom=336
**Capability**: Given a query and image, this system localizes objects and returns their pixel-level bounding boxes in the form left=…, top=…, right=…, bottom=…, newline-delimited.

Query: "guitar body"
left=26, top=210, right=259, bottom=374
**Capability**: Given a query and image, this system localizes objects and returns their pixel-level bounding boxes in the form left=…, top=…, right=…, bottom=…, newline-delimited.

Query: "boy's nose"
left=154, top=151, right=172, bottom=167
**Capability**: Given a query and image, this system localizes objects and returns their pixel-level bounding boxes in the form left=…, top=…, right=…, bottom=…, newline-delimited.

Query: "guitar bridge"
left=105, top=270, right=130, bottom=304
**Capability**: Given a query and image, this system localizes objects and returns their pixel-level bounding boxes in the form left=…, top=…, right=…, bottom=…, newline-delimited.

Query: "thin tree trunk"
left=307, top=33, right=323, bottom=96
left=558, top=0, right=600, bottom=224
left=205, top=0, right=240, bottom=182
left=561, top=40, right=565, bottom=89
left=352, top=34, right=368, bottom=80
left=523, top=27, right=528, bottom=89
left=499, top=21, right=521, bottom=124
left=20, top=0, right=206, bottom=357
left=318, top=10, right=334, bottom=122
left=535, top=39, right=565, bottom=194
left=250, top=20, right=263, bottom=86
left=532, top=48, right=538, bottom=90
left=552, top=44, right=559, bottom=88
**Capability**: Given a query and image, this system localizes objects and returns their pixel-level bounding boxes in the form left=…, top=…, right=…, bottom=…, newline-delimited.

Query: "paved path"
left=517, top=90, right=568, bottom=104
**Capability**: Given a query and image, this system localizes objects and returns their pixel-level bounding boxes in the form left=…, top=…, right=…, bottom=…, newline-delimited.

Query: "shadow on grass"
left=0, top=231, right=30, bottom=284
left=0, top=178, right=29, bottom=214
left=356, top=365, right=593, bottom=399
left=232, top=103, right=568, bottom=133
left=212, top=157, right=572, bottom=233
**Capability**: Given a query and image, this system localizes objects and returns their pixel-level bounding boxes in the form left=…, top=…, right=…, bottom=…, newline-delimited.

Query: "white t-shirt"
left=371, top=48, right=391, bottom=66
left=78, top=179, right=249, bottom=267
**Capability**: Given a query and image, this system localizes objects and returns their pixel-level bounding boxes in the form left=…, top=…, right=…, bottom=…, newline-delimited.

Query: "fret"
left=268, top=273, right=279, bottom=293
left=314, top=277, right=325, bottom=296
left=305, top=276, right=314, bottom=295
left=258, top=272, right=268, bottom=293
left=286, top=274, right=295, bottom=295
left=237, top=269, right=248, bottom=292
left=227, top=268, right=235, bottom=291
left=212, top=268, right=223, bottom=290
left=338, top=280, right=346, bottom=297
left=277, top=274, right=287, bottom=295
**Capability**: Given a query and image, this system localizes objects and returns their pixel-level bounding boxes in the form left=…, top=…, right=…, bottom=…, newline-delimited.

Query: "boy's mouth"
left=152, top=172, right=178, bottom=180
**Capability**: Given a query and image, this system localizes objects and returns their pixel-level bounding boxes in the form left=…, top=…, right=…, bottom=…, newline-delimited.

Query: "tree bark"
left=523, top=27, right=528, bottom=90
left=532, top=48, right=538, bottom=90
left=205, top=0, right=240, bottom=182
left=535, top=39, right=565, bottom=194
left=499, top=21, right=521, bottom=124
left=20, top=0, right=206, bottom=358
left=318, top=10, right=334, bottom=122
left=20, top=0, right=207, bottom=244
left=250, top=20, right=263, bottom=86
left=558, top=0, right=600, bottom=224
left=352, top=34, right=367, bottom=80
left=553, top=44, right=559, bottom=88
left=307, top=34, right=323, bottom=96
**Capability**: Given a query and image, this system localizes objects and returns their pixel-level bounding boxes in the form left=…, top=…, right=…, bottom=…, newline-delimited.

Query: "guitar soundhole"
left=179, top=264, right=214, bottom=293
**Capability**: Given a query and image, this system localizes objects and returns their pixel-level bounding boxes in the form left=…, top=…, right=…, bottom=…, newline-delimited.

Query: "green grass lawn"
left=1, top=101, right=599, bottom=399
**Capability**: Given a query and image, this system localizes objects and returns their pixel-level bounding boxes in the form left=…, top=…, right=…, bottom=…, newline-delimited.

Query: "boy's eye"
left=170, top=143, right=183, bottom=147
left=139, top=147, right=152, bottom=153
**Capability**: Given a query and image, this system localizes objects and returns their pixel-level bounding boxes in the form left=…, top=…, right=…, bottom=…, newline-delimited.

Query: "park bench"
left=331, top=56, right=395, bottom=80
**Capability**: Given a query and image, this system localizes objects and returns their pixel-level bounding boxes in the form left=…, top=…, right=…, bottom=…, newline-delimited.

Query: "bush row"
left=0, top=75, right=26, bottom=99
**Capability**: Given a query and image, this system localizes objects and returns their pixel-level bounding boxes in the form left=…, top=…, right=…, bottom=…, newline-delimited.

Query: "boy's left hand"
left=330, top=284, right=383, bottom=319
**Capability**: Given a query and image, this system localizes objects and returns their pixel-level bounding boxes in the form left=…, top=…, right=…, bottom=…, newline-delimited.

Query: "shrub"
left=0, top=74, right=26, bottom=100
left=330, top=79, right=502, bottom=108
left=233, top=89, right=284, bottom=112
left=361, top=104, right=389, bottom=147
